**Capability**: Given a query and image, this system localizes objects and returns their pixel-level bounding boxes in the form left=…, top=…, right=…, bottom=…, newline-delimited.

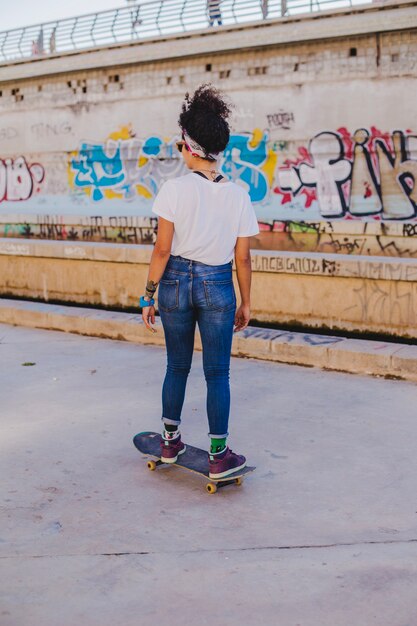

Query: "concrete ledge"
left=1, top=298, right=416, bottom=382
left=1, top=215, right=417, bottom=258
left=1, top=239, right=416, bottom=338
left=1, top=238, right=417, bottom=281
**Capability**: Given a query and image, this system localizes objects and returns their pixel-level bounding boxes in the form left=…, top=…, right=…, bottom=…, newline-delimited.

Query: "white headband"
left=182, top=129, right=218, bottom=161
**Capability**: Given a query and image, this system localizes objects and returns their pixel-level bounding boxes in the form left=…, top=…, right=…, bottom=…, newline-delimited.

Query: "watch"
left=139, top=295, right=155, bottom=308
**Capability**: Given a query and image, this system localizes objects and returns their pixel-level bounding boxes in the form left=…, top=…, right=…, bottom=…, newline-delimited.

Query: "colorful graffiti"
left=68, top=125, right=417, bottom=221
left=69, top=125, right=186, bottom=202
left=0, top=215, right=157, bottom=244
left=276, top=127, right=417, bottom=220
left=69, top=125, right=276, bottom=205
left=0, top=157, right=45, bottom=202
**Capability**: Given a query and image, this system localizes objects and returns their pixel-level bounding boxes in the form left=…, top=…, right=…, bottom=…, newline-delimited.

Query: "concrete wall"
left=0, top=1, right=417, bottom=255
left=1, top=239, right=416, bottom=338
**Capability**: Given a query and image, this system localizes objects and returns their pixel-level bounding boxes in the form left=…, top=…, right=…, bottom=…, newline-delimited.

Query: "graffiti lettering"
left=0, top=215, right=157, bottom=244
left=252, top=254, right=339, bottom=276
left=0, top=157, right=45, bottom=202
left=267, top=111, right=295, bottom=130
left=275, top=127, right=417, bottom=220
left=0, top=126, right=18, bottom=140
left=31, top=122, right=72, bottom=138
left=69, top=125, right=186, bottom=202
left=221, top=129, right=276, bottom=203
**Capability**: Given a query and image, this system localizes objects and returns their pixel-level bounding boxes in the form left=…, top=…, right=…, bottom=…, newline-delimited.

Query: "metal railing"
left=0, top=0, right=371, bottom=65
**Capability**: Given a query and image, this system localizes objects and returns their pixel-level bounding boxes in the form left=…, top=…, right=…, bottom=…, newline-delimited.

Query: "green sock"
left=210, top=437, right=227, bottom=454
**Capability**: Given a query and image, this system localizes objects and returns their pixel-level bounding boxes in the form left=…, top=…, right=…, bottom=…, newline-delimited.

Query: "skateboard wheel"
left=206, top=483, right=217, bottom=494
left=235, top=477, right=243, bottom=486
left=147, top=460, right=157, bottom=471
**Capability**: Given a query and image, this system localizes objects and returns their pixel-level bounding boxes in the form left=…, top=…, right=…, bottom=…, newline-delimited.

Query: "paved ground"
left=1, top=323, right=417, bottom=626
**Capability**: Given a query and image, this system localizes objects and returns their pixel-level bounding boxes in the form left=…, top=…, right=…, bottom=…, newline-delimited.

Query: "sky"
left=0, top=0, right=128, bottom=31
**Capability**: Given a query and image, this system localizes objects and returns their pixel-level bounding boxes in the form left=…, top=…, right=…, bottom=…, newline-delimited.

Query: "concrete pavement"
left=1, top=299, right=417, bottom=381
left=1, top=323, right=417, bottom=626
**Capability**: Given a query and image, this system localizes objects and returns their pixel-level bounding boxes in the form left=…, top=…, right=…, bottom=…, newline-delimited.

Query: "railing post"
left=111, top=9, right=119, bottom=43
left=17, top=27, right=25, bottom=58
left=0, top=31, right=7, bottom=62
left=91, top=13, right=98, bottom=46
left=70, top=16, right=78, bottom=48
left=156, top=0, right=164, bottom=35
left=231, top=0, right=237, bottom=23
left=179, top=0, right=187, bottom=31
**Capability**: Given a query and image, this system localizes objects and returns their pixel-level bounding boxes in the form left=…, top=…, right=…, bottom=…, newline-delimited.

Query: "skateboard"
left=133, top=431, right=255, bottom=494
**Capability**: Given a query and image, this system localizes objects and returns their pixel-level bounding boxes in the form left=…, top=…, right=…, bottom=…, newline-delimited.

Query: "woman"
left=140, top=84, right=259, bottom=479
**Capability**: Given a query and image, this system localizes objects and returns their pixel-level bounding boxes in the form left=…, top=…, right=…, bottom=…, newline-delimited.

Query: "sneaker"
left=208, top=447, right=246, bottom=479
left=160, top=433, right=186, bottom=463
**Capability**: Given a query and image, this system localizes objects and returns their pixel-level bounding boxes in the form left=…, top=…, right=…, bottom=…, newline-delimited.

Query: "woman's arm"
left=141, top=217, right=174, bottom=332
left=234, top=236, right=252, bottom=332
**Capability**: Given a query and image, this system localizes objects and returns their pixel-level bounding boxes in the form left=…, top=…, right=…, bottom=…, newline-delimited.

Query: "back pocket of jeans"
left=203, top=279, right=236, bottom=312
left=158, top=279, right=179, bottom=312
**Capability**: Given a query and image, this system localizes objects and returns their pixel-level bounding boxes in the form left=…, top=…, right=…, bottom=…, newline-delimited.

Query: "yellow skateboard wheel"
left=206, top=482, right=217, bottom=494
left=147, top=460, right=157, bottom=471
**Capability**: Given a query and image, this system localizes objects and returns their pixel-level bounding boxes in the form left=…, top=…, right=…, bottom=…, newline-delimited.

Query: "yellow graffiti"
left=249, top=128, right=264, bottom=148
left=136, top=184, right=152, bottom=199
left=107, top=125, right=133, bottom=141
left=104, top=189, right=124, bottom=200
left=262, top=148, right=278, bottom=187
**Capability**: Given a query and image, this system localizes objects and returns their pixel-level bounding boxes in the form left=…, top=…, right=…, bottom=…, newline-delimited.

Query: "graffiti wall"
left=1, top=124, right=416, bottom=222
left=66, top=125, right=417, bottom=222
left=1, top=124, right=417, bottom=255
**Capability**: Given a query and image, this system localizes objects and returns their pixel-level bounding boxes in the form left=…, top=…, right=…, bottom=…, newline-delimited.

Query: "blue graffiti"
left=221, top=132, right=270, bottom=203
left=70, top=135, right=185, bottom=201
left=70, top=131, right=271, bottom=203
left=71, top=142, right=125, bottom=201
left=142, top=136, right=163, bottom=156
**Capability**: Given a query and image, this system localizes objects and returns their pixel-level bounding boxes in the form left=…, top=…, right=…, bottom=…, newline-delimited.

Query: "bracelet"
left=139, top=295, right=155, bottom=308
left=145, top=280, right=158, bottom=299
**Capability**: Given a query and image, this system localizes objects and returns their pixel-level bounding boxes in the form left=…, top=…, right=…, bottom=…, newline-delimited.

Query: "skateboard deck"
left=133, top=431, right=255, bottom=494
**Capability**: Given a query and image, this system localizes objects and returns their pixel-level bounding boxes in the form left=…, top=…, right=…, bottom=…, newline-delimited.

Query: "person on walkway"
left=49, top=27, right=57, bottom=54
left=261, top=0, right=269, bottom=19
left=140, top=84, right=259, bottom=479
left=207, top=0, right=223, bottom=27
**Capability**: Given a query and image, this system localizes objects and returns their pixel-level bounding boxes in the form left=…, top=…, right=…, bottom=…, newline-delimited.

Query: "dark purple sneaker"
left=160, top=433, right=186, bottom=463
left=208, top=447, right=246, bottom=479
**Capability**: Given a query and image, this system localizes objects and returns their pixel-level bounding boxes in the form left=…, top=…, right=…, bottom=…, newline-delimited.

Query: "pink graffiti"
left=0, top=156, right=45, bottom=202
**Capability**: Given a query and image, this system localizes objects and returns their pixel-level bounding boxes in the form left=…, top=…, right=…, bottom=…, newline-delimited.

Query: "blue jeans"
left=158, top=255, right=236, bottom=438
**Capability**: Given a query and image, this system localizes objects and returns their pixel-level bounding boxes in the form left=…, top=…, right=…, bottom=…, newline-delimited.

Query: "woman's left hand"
left=142, top=305, right=157, bottom=333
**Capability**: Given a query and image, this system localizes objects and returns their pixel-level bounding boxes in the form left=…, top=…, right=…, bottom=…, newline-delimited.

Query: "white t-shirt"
left=152, top=173, right=259, bottom=266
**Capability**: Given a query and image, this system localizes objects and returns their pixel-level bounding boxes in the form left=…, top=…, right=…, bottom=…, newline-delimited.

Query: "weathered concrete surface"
left=3, top=215, right=416, bottom=258
left=1, top=323, right=417, bottom=626
left=1, top=240, right=417, bottom=337
left=1, top=298, right=417, bottom=381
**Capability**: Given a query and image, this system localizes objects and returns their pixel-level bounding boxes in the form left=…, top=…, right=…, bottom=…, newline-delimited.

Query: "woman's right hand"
left=142, top=304, right=157, bottom=333
left=234, top=303, right=250, bottom=332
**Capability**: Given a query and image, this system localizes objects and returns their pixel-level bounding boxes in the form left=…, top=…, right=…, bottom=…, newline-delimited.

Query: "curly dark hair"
left=178, top=84, right=232, bottom=160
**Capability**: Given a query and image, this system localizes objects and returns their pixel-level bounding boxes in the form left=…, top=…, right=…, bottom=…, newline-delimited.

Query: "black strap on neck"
left=193, top=171, right=224, bottom=183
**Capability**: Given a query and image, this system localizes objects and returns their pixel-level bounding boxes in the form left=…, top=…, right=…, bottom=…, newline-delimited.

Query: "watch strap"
left=140, top=295, right=155, bottom=308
